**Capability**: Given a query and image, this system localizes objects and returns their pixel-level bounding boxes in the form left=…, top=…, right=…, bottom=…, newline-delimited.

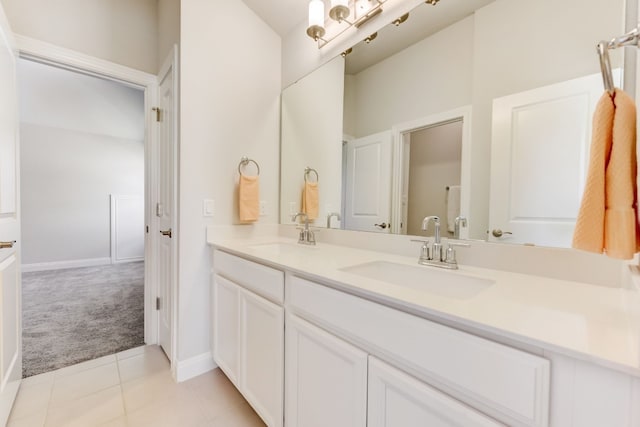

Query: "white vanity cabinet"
left=285, top=313, right=368, bottom=427
left=286, top=274, right=550, bottom=427
left=212, top=250, right=284, bottom=427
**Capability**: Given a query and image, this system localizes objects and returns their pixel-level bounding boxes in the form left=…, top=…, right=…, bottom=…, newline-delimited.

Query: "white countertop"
left=208, top=234, right=640, bottom=377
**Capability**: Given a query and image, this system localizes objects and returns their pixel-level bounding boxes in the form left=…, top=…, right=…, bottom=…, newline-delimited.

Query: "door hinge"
left=146, top=225, right=149, bottom=234
left=156, top=297, right=160, bottom=310
left=152, top=107, right=162, bottom=122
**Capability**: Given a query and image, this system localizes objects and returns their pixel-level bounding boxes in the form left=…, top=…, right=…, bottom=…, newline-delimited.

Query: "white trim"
left=174, top=352, right=217, bottom=383
left=391, top=106, right=473, bottom=239
left=15, top=35, right=155, bottom=88
left=22, top=257, right=112, bottom=273
left=110, top=194, right=145, bottom=264
left=14, top=36, right=162, bottom=356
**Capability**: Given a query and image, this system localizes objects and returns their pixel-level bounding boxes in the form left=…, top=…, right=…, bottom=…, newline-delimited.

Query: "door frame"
left=391, top=106, right=472, bottom=237
left=14, top=35, right=172, bottom=362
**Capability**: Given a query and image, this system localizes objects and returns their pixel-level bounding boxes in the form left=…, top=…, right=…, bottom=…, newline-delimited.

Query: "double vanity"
left=208, top=228, right=640, bottom=427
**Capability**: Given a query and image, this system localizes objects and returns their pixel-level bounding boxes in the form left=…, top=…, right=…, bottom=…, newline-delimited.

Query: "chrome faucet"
left=422, top=216, right=442, bottom=262
left=454, top=216, right=468, bottom=239
left=327, top=212, right=341, bottom=229
left=292, top=212, right=316, bottom=245
left=415, top=215, right=469, bottom=269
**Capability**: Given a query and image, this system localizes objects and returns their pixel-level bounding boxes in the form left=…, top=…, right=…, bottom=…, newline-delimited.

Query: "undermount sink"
left=340, top=261, right=494, bottom=300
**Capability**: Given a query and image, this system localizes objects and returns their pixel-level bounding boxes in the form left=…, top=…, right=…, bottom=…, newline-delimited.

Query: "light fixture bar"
left=310, top=0, right=386, bottom=49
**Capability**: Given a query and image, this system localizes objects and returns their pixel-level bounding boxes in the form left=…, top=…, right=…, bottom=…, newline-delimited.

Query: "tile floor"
left=8, top=345, right=266, bottom=427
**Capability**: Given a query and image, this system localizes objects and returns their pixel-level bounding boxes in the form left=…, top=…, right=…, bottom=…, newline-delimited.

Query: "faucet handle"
left=444, top=241, right=470, bottom=264
left=410, top=239, right=430, bottom=261
left=447, top=241, right=470, bottom=248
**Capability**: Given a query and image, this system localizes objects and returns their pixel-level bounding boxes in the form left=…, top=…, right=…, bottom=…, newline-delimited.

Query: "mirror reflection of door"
left=402, top=120, right=463, bottom=236
left=343, top=131, right=392, bottom=233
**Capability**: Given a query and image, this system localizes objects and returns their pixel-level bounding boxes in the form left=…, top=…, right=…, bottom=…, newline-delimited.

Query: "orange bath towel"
left=239, top=174, right=259, bottom=222
left=573, top=89, right=640, bottom=259
left=302, top=181, right=319, bottom=220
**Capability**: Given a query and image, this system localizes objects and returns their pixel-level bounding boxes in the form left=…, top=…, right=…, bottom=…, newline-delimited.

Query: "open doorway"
left=18, top=58, right=146, bottom=377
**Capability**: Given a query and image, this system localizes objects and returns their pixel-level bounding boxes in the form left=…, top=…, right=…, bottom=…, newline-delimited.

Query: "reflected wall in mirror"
left=280, top=0, right=626, bottom=248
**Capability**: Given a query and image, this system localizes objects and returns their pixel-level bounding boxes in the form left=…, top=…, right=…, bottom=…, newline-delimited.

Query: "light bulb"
left=307, top=0, right=326, bottom=41
left=308, top=0, right=324, bottom=28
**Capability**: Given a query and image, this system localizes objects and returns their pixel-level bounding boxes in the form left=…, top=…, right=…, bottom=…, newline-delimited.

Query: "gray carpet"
left=22, top=262, right=145, bottom=378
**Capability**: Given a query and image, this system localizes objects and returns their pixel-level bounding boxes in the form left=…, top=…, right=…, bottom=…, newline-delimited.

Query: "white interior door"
left=489, top=72, right=616, bottom=247
left=156, top=47, right=178, bottom=361
left=0, top=5, right=21, bottom=425
left=344, top=131, right=392, bottom=233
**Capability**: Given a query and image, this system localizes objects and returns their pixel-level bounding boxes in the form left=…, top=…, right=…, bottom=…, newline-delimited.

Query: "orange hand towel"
left=301, top=181, right=319, bottom=221
left=573, top=89, right=640, bottom=259
left=239, top=175, right=259, bottom=222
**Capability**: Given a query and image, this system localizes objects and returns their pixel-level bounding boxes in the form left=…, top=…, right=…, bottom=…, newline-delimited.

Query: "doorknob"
left=491, top=229, right=512, bottom=238
left=374, top=222, right=388, bottom=229
left=0, top=240, right=16, bottom=249
left=160, top=229, right=172, bottom=238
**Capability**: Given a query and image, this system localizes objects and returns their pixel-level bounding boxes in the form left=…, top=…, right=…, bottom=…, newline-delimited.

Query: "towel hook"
left=304, top=167, right=319, bottom=183
left=597, top=41, right=615, bottom=95
left=238, top=156, right=260, bottom=176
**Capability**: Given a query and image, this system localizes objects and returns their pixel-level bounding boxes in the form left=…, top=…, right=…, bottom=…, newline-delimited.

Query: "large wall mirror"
left=280, top=0, right=626, bottom=248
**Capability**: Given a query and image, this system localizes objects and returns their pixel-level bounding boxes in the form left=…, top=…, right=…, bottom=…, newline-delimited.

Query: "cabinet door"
left=285, top=314, right=367, bottom=427
left=368, top=357, right=504, bottom=427
left=240, top=289, right=284, bottom=427
left=212, top=274, right=240, bottom=386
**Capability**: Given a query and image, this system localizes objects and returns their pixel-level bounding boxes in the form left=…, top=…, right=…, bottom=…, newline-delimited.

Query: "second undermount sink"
left=340, top=261, right=494, bottom=300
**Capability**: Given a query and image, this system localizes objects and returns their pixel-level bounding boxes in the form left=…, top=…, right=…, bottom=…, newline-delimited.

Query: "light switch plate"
left=203, top=199, right=215, bottom=217
left=289, top=202, right=296, bottom=215
left=260, top=201, right=267, bottom=216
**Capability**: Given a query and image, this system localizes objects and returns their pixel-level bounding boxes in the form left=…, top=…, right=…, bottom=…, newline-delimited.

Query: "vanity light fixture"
left=425, top=0, right=440, bottom=5
left=306, top=0, right=386, bottom=48
left=341, top=47, right=353, bottom=57
left=364, top=32, right=378, bottom=43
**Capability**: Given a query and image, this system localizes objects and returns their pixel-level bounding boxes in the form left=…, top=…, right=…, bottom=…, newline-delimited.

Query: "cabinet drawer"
left=369, top=356, right=504, bottom=427
left=288, top=275, right=549, bottom=427
left=213, top=249, right=284, bottom=304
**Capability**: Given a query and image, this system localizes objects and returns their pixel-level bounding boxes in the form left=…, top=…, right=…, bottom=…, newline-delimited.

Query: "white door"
left=156, top=47, right=178, bottom=360
left=285, top=314, right=367, bottom=427
left=0, top=5, right=21, bottom=425
left=368, top=357, right=503, bottom=427
left=344, top=131, right=392, bottom=233
left=212, top=275, right=240, bottom=386
left=240, top=289, right=284, bottom=427
left=489, top=72, right=615, bottom=247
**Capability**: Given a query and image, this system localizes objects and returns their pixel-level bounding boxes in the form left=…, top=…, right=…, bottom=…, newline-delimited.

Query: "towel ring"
left=304, top=167, right=319, bottom=183
left=238, top=157, right=260, bottom=176
left=597, top=41, right=615, bottom=95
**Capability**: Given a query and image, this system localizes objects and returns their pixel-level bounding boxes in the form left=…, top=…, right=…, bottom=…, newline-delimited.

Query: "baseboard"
left=112, top=257, right=144, bottom=264
left=175, top=352, right=217, bottom=382
left=22, top=257, right=112, bottom=273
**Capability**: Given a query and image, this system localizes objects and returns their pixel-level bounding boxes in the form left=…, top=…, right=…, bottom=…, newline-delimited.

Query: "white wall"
left=158, top=0, right=180, bottom=66
left=0, top=0, right=158, bottom=73
left=406, top=121, right=462, bottom=236
left=19, top=59, right=144, bottom=266
left=350, top=16, right=474, bottom=138
left=180, top=0, right=281, bottom=362
left=280, top=56, right=344, bottom=226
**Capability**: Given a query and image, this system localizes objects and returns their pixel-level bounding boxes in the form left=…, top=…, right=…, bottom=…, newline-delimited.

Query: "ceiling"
left=241, top=0, right=496, bottom=73
left=241, top=0, right=308, bottom=37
